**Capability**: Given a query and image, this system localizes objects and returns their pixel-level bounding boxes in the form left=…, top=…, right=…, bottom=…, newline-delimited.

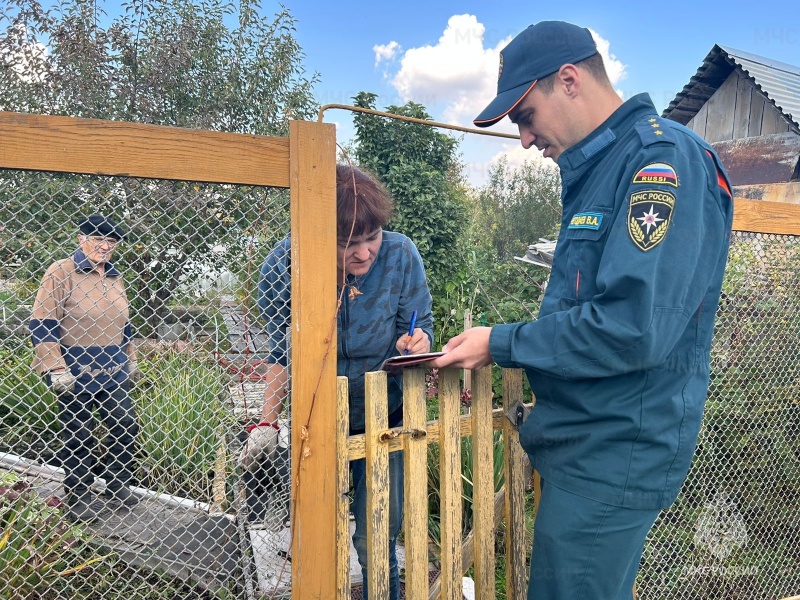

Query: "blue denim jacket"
left=258, top=231, right=434, bottom=433
left=490, top=94, right=733, bottom=509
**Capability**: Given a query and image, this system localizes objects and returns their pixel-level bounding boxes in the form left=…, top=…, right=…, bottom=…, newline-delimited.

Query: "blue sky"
left=283, top=0, right=800, bottom=185
left=29, top=0, right=800, bottom=186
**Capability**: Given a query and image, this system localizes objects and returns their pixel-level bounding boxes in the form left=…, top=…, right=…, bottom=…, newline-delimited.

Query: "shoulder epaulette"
left=635, top=116, right=676, bottom=147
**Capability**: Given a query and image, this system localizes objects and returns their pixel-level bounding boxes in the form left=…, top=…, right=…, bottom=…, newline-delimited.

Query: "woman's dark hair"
left=336, top=164, right=394, bottom=240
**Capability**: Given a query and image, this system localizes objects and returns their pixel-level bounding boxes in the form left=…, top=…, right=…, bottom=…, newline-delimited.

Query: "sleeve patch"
left=627, top=190, right=675, bottom=252
left=568, top=211, right=603, bottom=230
left=632, top=162, right=678, bottom=187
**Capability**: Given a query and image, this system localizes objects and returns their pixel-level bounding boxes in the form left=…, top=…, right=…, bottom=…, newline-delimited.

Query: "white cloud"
left=386, top=14, right=511, bottom=124
left=383, top=16, right=628, bottom=127
left=379, top=17, right=628, bottom=185
left=589, top=28, right=627, bottom=95
left=373, top=41, right=401, bottom=67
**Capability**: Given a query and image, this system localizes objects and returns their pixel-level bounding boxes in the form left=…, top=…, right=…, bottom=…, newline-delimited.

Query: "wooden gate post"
left=289, top=119, right=337, bottom=599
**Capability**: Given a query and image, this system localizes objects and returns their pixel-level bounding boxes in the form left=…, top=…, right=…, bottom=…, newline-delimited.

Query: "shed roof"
left=663, top=44, right=800, bottom=132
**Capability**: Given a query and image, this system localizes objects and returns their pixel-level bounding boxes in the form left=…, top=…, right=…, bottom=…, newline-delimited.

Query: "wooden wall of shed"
left=687, top=71, right=791, bottom=142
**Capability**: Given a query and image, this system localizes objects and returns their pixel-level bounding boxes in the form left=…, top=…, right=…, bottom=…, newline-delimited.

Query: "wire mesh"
left=637, top=230, right=800, bottom=599
left=3, top=166, right=800, bottom=599
left=0, top=170, right=293, bottom=599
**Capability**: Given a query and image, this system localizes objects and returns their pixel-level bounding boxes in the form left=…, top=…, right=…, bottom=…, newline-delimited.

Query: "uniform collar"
left=557, top=93, right=658, bottom=176
left=73, top=250, right=120, bottom=276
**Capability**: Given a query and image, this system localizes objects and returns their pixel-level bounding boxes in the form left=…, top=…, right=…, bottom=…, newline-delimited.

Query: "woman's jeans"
left=350, top=450, right=404, bottom=600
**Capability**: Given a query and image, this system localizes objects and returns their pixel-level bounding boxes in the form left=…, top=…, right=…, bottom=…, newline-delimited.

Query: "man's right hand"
left=50, top=371, right=77, bottom=394
left=239, top=422, right=280, bottom=472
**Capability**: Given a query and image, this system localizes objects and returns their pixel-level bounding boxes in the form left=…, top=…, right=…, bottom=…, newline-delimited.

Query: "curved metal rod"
left=317, top=103, right=521, bottom=140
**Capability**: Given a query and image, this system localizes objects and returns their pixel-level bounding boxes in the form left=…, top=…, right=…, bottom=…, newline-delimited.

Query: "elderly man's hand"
left=430, top=327, right=494, bottom=370
left=50, top=371, right=77, bottom=394
left=128, top=361, right=144, bottom=384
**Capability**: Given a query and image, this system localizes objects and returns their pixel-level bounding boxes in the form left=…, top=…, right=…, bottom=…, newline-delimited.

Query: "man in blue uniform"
left=433, top=21, right=733, bottom=599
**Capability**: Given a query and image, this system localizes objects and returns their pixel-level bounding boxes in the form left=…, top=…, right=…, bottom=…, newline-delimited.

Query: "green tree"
left=351, top=91, right=469, bottom=305
left=0, top=0, right=317, bottom=334
left=471, top=155, right=561, bottom=260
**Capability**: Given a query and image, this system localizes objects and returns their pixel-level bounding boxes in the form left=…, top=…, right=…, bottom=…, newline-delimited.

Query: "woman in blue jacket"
left=241, top=164, right=434, bottom=600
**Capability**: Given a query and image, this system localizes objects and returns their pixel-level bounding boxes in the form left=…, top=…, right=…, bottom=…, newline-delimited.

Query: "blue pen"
left=403, top=310, right=418, bottom=355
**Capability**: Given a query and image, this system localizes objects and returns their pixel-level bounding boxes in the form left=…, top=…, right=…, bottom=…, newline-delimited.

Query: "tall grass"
left=132, top=350, right=234, bottom=501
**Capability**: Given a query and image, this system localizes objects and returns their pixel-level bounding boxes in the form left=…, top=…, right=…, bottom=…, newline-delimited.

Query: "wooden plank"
left=687, top=102, right=708, bottom=138
left=732, top=73, right=752, bottom=140
left=348, top=408, right=510, bottom=460
left=336, top=377, right=352, bottom=600
left=429, top=488, right=506, bottom=600
left=502, top=369, right=528, bottom=600
left=438, top=368, right=463, bottom=600
left=704, top=73, right=738, bottom=143
left=761, top=102, right=790, bottom=135
left=289, top=119, right=337, bottom=600
left=365, top=371, right=391, bottom=600
left=0, top=110, right=290, bottom=187
left=403, top=368, right=429, bottom=600
left=733, top=181, right=800, bottom=206
left=733, top=197, right=800, bottom=235
left=749, top=93, right=766, bottom=137
left=471, top=366, right=496, bottom=600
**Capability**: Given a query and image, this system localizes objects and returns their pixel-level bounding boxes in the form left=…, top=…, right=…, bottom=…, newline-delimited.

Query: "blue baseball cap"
left=474, top=21, right=598, bottom=128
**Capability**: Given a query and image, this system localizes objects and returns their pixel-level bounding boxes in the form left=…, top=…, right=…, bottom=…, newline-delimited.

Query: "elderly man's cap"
left=474, top=21, right=598, bottom=128
left=78, top=214, right=126, bottom=240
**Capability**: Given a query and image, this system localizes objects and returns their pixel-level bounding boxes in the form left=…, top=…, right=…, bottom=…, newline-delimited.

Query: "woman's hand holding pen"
left=396, top=328, right=431, bottom=355
left=396, top=311, right=430, bottom=355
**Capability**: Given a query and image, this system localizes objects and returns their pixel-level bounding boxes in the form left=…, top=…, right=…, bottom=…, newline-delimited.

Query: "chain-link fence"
left=3, top=165, right=800, bottom=600
left=638, top=231, right=800, bottom=600
left=0, top=169, right=294, bottom=599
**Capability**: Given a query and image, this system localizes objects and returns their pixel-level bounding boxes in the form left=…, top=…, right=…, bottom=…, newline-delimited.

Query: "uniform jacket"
left=258, top=231, right=434, bottom=434
left=490, top=94, right=733, bottom=509
left=29, top=250, right=136, bottom=393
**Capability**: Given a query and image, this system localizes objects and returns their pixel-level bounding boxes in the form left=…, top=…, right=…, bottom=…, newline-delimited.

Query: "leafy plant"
left=0, top=472, right=111, bottom=600
left=0, top=344, right=60, bottom=433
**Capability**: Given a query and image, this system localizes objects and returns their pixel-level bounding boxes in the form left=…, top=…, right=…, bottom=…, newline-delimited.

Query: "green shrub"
left=0, top=345, right=60, bottom=433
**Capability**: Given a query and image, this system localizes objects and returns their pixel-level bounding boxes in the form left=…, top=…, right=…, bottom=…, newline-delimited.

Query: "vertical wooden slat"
left=289, top=119, right=337, bottom=600
left=472, top=366, right=495, bottom=600
left=403, top=368, right=429, bottom=599
left=337, top=377, right=352, bottom=600
left=732, top=73, right=752, bottom=140
left=439, top=368, right=463, bottom=600
left=365, top=370, right=390, bottom=599
left=503, top=369, right=528, bottom=600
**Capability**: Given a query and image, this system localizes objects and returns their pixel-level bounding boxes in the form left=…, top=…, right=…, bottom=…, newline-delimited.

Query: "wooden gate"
left=339, top=366, right=534, bottom=600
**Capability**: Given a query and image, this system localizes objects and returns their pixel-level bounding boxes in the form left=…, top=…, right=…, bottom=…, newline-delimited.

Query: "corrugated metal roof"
left=663, top=44, right=800, bottom=132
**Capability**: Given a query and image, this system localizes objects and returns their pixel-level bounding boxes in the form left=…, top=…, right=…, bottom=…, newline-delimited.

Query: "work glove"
left=239, top=422, right=280, bottom=472
left=50, top=371, right=77, bottom=394
left=128, top=361, right=144, bottom=384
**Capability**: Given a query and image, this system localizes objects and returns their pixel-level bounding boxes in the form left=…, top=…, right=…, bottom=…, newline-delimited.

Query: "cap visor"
left=473, top=80, right=537, bottom=128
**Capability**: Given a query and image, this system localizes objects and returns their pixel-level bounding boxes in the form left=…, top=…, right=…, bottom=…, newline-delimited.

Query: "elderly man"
left=433, top=21, right=733, bottom=599
left=30, top=214, right=142, bottom=523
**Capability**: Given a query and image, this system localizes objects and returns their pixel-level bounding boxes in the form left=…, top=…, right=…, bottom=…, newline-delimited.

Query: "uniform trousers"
left=528, top=478, right=660, bottom=600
